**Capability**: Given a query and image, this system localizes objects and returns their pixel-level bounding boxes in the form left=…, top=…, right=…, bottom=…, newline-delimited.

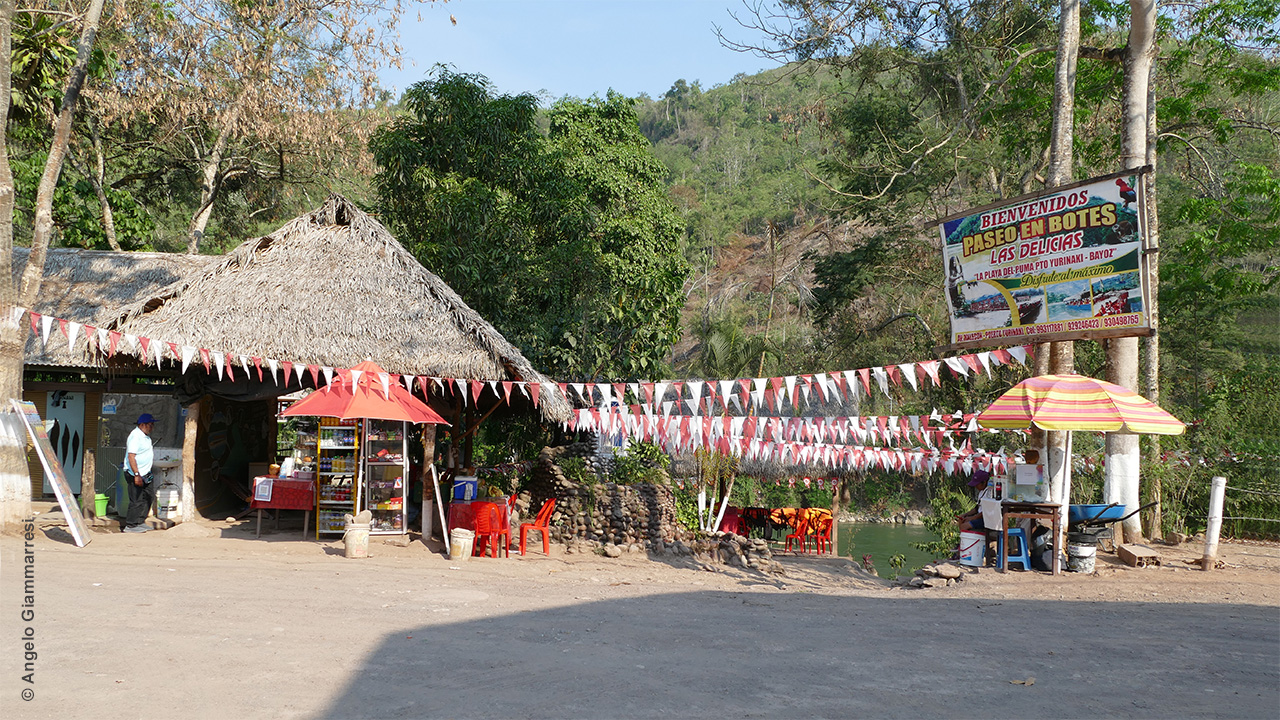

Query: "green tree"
left=371, top=69, right=689, bottom=381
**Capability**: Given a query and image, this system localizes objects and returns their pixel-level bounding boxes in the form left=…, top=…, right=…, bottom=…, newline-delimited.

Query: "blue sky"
left=382, top=0, right=777, bottom=101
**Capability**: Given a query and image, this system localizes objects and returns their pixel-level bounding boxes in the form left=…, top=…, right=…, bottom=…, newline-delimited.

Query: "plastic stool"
left=998, top=527, right=1033, bottom=571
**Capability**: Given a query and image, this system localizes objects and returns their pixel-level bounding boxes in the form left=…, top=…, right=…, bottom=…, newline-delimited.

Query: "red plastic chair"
left=784, top=517, right=811, bottom=553
left=520, top=498, right=557, bottom=556
left=472, top=502, right=509, bottom=558
left=809, top=516, right=833, bottom=554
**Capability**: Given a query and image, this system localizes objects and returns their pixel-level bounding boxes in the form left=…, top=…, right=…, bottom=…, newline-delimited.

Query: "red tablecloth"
left=447, top=499, right=511, bottom=532
left=249, top=478, right=315, bottom=511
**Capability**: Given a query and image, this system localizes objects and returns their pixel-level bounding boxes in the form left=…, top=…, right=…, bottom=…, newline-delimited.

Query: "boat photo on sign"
left=936, top=169, right=1151, bottom=348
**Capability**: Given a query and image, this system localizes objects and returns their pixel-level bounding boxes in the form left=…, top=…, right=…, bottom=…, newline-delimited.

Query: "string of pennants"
left=573, top=408, right=1004, bottom=449
left=10, top=307, right=557, bottom=408
left=570, top=402, right=1012, bottom=474
left=555, top=344, right=1034, bottom=415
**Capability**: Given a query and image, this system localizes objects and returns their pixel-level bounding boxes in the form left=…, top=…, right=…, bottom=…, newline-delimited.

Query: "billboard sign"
left=937, top=170, right=1150, bottom=348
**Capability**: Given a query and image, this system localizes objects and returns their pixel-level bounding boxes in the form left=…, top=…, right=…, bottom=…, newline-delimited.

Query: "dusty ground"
left=1, top=510, right=1277, bottom=720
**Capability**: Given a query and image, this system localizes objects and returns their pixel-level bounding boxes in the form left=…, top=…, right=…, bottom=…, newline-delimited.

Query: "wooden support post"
left=463, top=402, right=474, bottom=471
left=181, top=397, right=200, bottom=522
left=1201, top=476, right=1227, bottom=571
left=81, top=446, right=96, bottom=521
left=829, top=477, right=840, bottom=556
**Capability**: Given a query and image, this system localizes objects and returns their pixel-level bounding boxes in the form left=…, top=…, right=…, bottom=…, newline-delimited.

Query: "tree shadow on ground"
left=315, top=589, right=1278, bottom=719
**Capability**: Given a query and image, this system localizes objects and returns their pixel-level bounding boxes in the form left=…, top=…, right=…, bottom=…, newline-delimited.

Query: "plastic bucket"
left=1067, top=543, right=1097, bottom=573
left=958, top=531, right=986, bottom=567
left=85, top=493, right=109, bottom=517
left=449, top=528, right=475, bottom=561
left=344, top=523, right=371, bottom=559
left=156, top=485, right=180, bottom=520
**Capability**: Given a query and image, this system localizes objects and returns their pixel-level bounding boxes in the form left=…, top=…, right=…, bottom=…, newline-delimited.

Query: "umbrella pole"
left=1059, top=431, right=1073, bottom=575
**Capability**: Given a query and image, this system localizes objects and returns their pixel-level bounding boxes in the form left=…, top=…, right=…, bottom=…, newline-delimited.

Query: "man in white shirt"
left=124, top=413, right=156, bottom=533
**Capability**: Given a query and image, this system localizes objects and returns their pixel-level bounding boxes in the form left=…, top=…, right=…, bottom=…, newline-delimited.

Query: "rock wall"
left=520, top=444, right=680, bottom=548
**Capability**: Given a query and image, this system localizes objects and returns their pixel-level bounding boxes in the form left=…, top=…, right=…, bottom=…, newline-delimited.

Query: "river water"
left=835, top=522, right=940, bottom=572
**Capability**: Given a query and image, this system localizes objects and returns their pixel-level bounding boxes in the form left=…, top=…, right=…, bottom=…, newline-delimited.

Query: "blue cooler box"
left=452, top=478, right=478, bottom=501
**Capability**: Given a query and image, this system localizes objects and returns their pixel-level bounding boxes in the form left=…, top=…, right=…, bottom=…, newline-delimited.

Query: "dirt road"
left=2, top=517, right=1277, bottom=719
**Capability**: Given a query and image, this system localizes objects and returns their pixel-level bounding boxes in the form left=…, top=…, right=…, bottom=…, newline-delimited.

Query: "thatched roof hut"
left=12, top=247, right=216, bottom=369
left=106, top=194, right=570, bottom=423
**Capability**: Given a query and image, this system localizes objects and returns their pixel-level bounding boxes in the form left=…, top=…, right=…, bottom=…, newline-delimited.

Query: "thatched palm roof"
left=12, top=247, right=216, bottom=369
left=107, top=195, right=570, bottom=422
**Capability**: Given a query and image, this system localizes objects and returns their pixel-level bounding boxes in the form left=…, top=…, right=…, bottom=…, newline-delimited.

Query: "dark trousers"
left=126, top=474, right=155, bottom=527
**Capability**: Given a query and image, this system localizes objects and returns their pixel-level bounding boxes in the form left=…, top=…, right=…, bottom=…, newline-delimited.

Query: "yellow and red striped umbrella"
left=978, top=373, right=1184, bottom=435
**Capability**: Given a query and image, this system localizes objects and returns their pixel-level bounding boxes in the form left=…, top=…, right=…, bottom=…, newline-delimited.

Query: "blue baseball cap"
left=137, top=413, right=155, bottom=424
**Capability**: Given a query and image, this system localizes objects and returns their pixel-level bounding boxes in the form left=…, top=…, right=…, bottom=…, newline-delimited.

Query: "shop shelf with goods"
left=316, top=418, right=360, bottom=537
left=362, top=419, right=408, bottom=535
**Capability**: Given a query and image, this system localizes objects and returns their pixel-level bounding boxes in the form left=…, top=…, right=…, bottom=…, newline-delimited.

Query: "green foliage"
left=611, top=442, right=670, bottom=485
left=694, top=314, right=779, bottom=379
left=557, top=456, right=593, bottom=486
left=371, top=68, right=689, bottom=381
left=672, top=488, right=701, bottom=532
left=887, top=553, right=907, bottom=573
left=913, top=488, right=974, bottom=559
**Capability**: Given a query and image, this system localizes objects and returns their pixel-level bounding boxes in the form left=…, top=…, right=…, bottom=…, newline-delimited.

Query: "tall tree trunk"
left=1142, top=60, right=1162, bottom=540
left=3, top=0, right=106, bottom=529
left=1105, top=0, right=1157, bottom=543
left=88, top=120, right=121, bottom=251
left=1045, top=0, right=1080, bottom=547
left=0, top=0, right=27, bottom=531
left=186, top=97, right=246, bottom=254
left=19, top=0, right=107, bottom=306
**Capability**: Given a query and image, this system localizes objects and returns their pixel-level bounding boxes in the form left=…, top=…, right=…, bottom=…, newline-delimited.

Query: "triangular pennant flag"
left=530, top=382, right=542, bottom=407
left=471, top=380, right=483, bottom=405
left=10, top=306, right=24, bottom=327
left=976, top=351, right=993, bottom=377
left=943, top=356, right=968, bottom=377
left=871, top=366, right=890, bottom=397
left=40, top=313, right=54, bottom=347
left=814, top=373, right=829, bottom=402
left=856, top=368, right=871, bottom=397
left=455, top=378, right=467, bottom=405
left=199, top=347, right=212, bottom=374
left=919, top=360, right=942, bottom=386
left=322, top=366, right=334, bottom=387
left=1008, top=345, right=1028, bottom=365
left=401, top=374, right=414, bottom=392
left=212, top=350, right=225, bottom=380
left=962, top=354, right=982, bottom=375
left=29, top=312, right=41, bottom=341
left=108, top=331, right=122, bottom=357
left=267, top=358, right=280, bottom=385
left=886, top=365, right=903, bottom=387
left=66, top=321, right=81, bottom=354
left=898, top=363, right=919, bottom=391
left=502, top=381, right=514, bottom=405
left=281, top=360, right=295, bottom=386
left=378, top=372, right=391, bottom=399
left=309, top=365, right=321, bottom=388
left=182, top=346, right=196, bottom=374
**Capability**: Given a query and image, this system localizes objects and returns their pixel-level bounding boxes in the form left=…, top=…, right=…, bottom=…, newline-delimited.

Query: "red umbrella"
left=280, top=359, right=449, bottom=425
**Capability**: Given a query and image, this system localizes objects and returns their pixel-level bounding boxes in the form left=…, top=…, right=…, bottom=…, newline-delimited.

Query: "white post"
left=1201, top=476, right=1227, bottom=571
left=432, top=465, right=449, bottom=555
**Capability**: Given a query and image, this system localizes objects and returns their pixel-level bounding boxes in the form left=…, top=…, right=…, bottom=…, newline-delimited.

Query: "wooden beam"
left=935, top=326, right=1154, bottom=354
